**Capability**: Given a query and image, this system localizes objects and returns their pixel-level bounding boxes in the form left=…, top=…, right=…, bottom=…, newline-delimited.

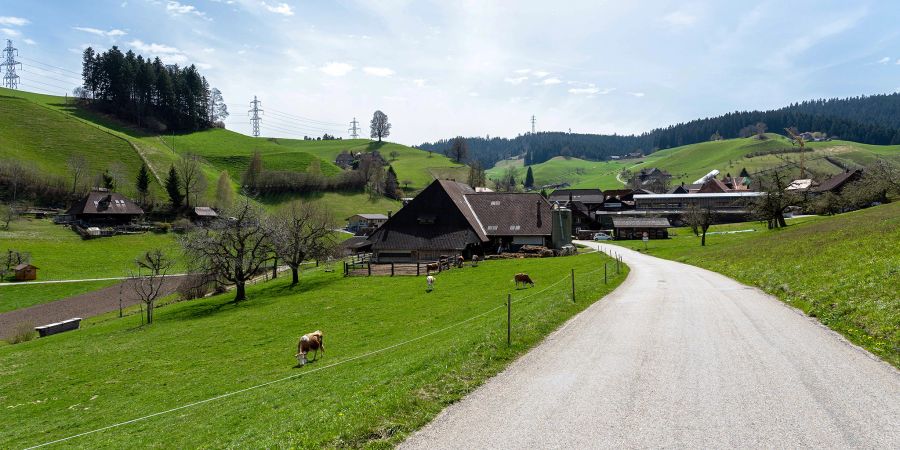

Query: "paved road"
left=402, top=241, right=900, bottom=449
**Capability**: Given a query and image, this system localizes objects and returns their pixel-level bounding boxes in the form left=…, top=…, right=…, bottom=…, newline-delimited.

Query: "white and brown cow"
left=296, top=330, right=325, bottom=366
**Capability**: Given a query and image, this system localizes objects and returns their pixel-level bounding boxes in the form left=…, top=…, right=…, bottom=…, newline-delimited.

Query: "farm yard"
left=610, top=202, right=900, bottom=367
left=0, top=252, right=627, bottom=448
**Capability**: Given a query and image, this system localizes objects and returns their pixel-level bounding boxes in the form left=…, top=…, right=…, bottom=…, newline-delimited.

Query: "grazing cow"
left=426, top=275, right=435, bottom=292
left=426, top=262, right=440, bottom=274
left=514, top=273, right=535, bottom=288
left=456, top=255, right=465, bottom=268
left=296, top=330, right=325, bottom=366
left=472, top=254, right=480, bottom=267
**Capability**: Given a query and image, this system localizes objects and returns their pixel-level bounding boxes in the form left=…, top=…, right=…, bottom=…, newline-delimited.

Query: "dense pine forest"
left=420, top=93, right=900, bottom=167
left=77, top=46, right=228, bottom=132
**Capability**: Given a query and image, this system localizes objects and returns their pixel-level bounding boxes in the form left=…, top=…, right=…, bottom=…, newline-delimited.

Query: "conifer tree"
left=524, top=166, right=535, bottom=189
left=165, top=165, right=183, bottom=209
left=136, top=163, right=151, bottom=204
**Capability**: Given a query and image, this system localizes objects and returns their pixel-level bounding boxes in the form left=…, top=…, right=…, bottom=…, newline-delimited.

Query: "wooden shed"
left=611, top=217, right=672, bottom=240
left=14, top=263, right=38, bottom=281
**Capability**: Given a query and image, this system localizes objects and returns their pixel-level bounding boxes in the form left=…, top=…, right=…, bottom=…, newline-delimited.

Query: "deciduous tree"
left=215, top=171, right=234, bottom=210
left=270, top=200, right=336, bottom=286
left=129, top=249, right=173, bottom=325
left=446, top=136, right=468, bottom=163
left=370, top=110, right=391, bottom=142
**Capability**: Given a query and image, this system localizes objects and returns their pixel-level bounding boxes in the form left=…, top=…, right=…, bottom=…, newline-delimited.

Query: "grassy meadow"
left=611, top=202, right=900, bottom=367
left=486, top=156, right=631, bottom=189
left=0, top=252, right=627, bottom=448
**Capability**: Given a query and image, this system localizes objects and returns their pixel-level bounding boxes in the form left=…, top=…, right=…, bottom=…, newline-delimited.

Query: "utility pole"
left=348, top=117, right=360, bottom=139
left=248, top=96, right=263, bottom=137
left=531, top=115, right=536, bottom=134
left=1, top=39, right=22, bottom=90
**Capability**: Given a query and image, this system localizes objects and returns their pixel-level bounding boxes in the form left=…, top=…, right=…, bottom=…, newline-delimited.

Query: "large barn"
left=65, top=190, right=144, bottom=226
left=366, top=180, right=571, bottom=262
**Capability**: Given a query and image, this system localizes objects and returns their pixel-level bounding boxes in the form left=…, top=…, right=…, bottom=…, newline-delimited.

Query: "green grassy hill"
left=486, top=134, right=900, bottom=190
left=0, top=88, right=464, bottom=218
left=0, top=252, right=626, bottom=448
left=613, top=202, right=900, bottom=367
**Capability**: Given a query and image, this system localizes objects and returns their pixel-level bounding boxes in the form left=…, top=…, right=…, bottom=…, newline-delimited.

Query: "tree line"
left=77, top=46, right=228, bottom=132
left=419, top=93, right=900, bottom=168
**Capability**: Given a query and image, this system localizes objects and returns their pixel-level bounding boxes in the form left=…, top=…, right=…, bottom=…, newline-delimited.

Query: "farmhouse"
left=14, top=263, right=38, bottom=281
left=366, top=179, right=571, bottom=262
left=191, top=206, right=218, bottom=223
left=812, top=169, right=862, bottom=195
left=611, top=217, right=671, bottom=240
left=347, top=213, right=389, bottom=233
left=64, top=190, right=144, bottom=226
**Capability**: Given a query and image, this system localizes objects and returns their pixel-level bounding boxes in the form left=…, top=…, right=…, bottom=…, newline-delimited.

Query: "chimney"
left=536, top=201, right=543, bottom=228
left=387, top=210, right=393, bottom=219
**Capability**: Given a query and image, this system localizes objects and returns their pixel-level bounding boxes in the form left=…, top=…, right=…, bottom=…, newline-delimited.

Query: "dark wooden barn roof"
left=465, top=193, right=552, bottom=236
left=65, top=191, right=144, bottom=216
left=813, top=169, right=862, bottom=193
left=611, top=217, right=672, bottom=228
left=548, top=189, right=605, bottom=204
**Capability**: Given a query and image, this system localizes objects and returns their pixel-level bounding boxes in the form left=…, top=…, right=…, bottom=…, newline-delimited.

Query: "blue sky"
left=2, top=0, right=899, bottom=144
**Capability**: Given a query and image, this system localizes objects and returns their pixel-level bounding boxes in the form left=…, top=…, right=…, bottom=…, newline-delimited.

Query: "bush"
left=6, top=322, right=36, bottom=344
left=176, top=273, right=214, bottom=301
left=154, top=222, right=172, bottom=233
left=172, top=218, right=193, bottom=233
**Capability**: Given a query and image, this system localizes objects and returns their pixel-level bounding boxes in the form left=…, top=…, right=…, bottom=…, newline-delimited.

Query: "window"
left=487, top=225, right=498, bottom=231
left=509, top=225, right=521, bottom=231
left=490, top=200, right=501, bottom=206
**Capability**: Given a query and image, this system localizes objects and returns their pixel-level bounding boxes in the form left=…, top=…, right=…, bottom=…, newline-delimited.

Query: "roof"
left=65, top=191, right=144, bottom=216
left=634, top=192, right=764, bottom=199
left=548, top=189, right=605, bottom=204
left=667, top=185, right=689, bottom=194
left=813, top=170, right=861, bottom=193
left=438, top=180, right=488, bottom=242
left=193, top=206, right=218, bottom=217
left=352, top=213, right=388, bottom=220
left=14, top=263, right=38, bottom=271
left=786, top=179, right=816, bottom=191
left=698, top=178, right=730, bottom=193
left=465, top=193, right=553, bottom=236
left=611, top=217, right=672, bottom=228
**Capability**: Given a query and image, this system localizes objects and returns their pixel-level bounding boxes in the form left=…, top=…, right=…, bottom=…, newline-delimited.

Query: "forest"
left=77, top=46, right=228, bottom=132
left=420, top=93, right=900, bottom=167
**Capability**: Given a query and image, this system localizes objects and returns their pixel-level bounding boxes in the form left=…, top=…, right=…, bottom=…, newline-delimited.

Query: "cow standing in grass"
left=296, top=330, right=325, bottom=366
left=472, top=255, right=480, bottom=267
left=456, top=255, right=465, bottom=268
left=426, top=275, right=435, bottom=292
left=514, top=273, right=535, bottom=289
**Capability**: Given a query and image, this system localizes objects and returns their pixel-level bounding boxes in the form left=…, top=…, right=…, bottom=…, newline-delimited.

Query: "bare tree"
left=270, top=201, right=336, bottom=286
left=446, top=136, right=469, bottom=163
left=389, top=150, right=400, bottom=161
left=180, top=197, right=272, bottom=302
left=755, top=122, right=768, bottom=139
left=215, top=171, right=234, bottom=210
left=67, top=155, right=89, bottom=194
left=370, top=110, right=391, bottom=142
left=752, top=168, right=797, bottom=229
left=0, top=203, right=18, bottom=230
left=129, top=249, right=173, bottom=325
left=684, top=203, right=716, bottom=246
left=177, top=155, right=207, bottom=208
left=467, top=161, right=486, bottom=188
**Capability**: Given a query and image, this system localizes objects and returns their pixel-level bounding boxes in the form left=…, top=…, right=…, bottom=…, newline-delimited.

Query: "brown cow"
left=426, top=262, right=440, bottom=274
left=514, top=273, right=535, bottom=288
left=296, top=330, right=325, bottom=366
left=472, top=254, right=480, bottom=267
left=456, top=255, right=465, bottom=268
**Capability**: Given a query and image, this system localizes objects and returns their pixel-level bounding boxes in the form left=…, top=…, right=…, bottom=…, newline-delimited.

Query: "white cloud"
left=662, top=11, right=697, bottom=27
left=166, top=1, right=206, bottom=18
left=541, top=77, right=562, bottom=85
left=514, top=68, right=531, bottom=74
left=363, top=66, right=395, bottom=77
left=1, top=28, right=21, bottom=38
left=628, top=92, right=645, bottom=97
left=23, top=38, right=36, bottom=45
left=196, top=63, right=212, bottom=70
left=126, top=39, right=188, bottom=64
left=896, top=59, right=900, bottom=65
left=413, top=79, right=426, bottom=87
left=293, top=65, right=308, bottom=73
left=0, top=16, right=29, bottom=26
left=504, top=76, right=528, bottom=85
left=320, top=62, right=354, bottom=76
left=877, top=56, right=890, bottom=64
left=568, top=87, right=615, bottom=95
left=532, top=70, right=549, bottom=78
left=468, top=92, right=479, bottom=97
left=73, top=27, right=127, bottom=38
left=262, top=2, right=294, bottom=16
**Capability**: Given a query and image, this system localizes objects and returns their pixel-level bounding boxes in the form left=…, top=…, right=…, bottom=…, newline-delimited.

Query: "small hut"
left=14, top=263, right=38, bottom=281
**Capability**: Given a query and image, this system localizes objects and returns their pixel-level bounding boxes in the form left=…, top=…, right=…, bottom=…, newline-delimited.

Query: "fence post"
left=604, top=262, right=607, bottom=284
left=571, top=268, right=576, bottom=303
left=368, top=260, right=372, bottom=276
left=507, top=293, right=511, bottom=346
left=417, top=263, right=420, bottom=276
left=391, top=262, right=395, bottom=277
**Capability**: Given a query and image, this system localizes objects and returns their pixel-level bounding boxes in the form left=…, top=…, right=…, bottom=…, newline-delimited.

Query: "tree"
left=370, top=110, right=391, bottom=142
left=467, top=161, right=486, bottom=188
left=207, top=87, right=229, bottom=123
left=710, top=131, right=723, bottom=141
left=389, top=150, right=400, bottom=161
left=66, top=155, right=89, bottom=195
left=136, top=163, right=151, bottom=204
left=0, top=203, right=18, bottom=230
left=243, top=151, right=263, bottom=189
left=101, top=170, right=116, bottom=190
left=129, top=249, right=173, bottom=325
left=752, top=169, right=796, bottom=229
left=684, top=203, right=716, bottom=246
left=165, top=165, right=183, bottom=209
left=755, top=122, right=768, bottom=139
left=180, top=198, right=272, bottom=302
left=215, top=171, right=234, bottom=210
left=500, top=167, right=518, bottom=192
left=178, top=155, right=206, bottom=208
left=446, top=136, right=468, bottom=163
left=739, top=167, right=750, bottom=178
left=384, top=166, right=400, bottom=200
left=401, top=179, right=412, bottom=190
left=524, top=166, right=535, bottom=189
left=270, top=201, right=336, bottom=286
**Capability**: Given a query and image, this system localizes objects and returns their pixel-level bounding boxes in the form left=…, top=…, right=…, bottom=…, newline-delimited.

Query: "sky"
left=2, top=0, right=900, bottom=145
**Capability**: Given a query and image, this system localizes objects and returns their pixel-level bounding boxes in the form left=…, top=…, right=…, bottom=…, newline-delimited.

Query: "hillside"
left=613, top=202, right=900, bottom=367
left=487, top=134, right=900, bottom=189
left=0, top=88, right=463, bottom=218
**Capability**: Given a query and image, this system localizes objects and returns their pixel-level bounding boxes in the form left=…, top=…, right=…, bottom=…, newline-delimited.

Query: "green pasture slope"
left=486, top=156, right=630, bottom=189
left=1, top=252, right=627, bottom=448
left=0, top=218, right=181, bottom=312
left=613, top=202, right=900, bottom=367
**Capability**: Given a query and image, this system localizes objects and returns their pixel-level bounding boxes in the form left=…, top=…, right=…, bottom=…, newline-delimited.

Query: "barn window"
left=487, top=225, right=498, bottom=231
left=509, top=225, right=521, bottom=231
left=417, top=215, right=436, bottom=225
left=490, top=200, right=501, bottom=206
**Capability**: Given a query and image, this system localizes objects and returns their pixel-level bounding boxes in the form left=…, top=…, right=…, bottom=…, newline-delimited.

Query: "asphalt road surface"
left=401, top=241, right=900, bottom=449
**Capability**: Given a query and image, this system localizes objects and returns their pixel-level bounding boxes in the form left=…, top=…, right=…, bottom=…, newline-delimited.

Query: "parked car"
left=593, top=232, right=611, bottom=241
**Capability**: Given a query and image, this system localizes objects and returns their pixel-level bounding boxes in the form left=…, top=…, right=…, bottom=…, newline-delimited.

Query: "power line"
left=262, top=114, right=343, bottom=134
left=348, top=117, right=360, bottom=139
left=19, top=55, right=82, bottom=76
left=21, top=64, right=81, bottom=87
left=248, top=96, right=263, bottom=137
left=265, top=107, right=344, bottom=127
left=1, top=39, right=22, bottom=89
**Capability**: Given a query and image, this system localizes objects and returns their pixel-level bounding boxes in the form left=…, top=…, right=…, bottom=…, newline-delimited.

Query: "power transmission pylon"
left=348, top=117, right=360, bottom=139
left=1, top=39, right=22, bottom=89
left=531, top=115, right=536, bottom=134
left=248, top=96, right=263, bottom=137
